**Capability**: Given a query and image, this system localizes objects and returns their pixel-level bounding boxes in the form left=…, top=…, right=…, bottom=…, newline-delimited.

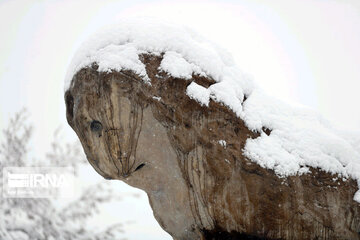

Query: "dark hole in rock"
left=135, top=163, right=145, bottom=172
left=90, top=120, right=103, bottom=132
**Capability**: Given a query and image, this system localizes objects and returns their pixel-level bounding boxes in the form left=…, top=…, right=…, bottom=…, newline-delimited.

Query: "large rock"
left=65, top=54, right=360, bottom=240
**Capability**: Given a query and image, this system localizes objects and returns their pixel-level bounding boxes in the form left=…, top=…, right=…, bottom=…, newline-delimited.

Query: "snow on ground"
left=65, top=18, right=360, bottom=202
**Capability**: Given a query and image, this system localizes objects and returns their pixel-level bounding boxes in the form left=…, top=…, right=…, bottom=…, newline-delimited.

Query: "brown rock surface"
left=65, top=54, right=360, bottom=240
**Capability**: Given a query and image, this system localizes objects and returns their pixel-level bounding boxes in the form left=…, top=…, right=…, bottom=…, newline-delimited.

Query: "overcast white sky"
left=1, top=0, right=360, bottom=239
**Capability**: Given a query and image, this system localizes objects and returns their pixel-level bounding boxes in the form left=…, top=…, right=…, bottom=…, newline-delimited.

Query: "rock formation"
left=65, top=53, right=360, bottom=239
left=64, top=19, right=360, bottom=240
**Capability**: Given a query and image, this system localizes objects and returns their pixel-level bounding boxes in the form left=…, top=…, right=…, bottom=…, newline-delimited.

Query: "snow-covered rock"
left=65, top=18, right=360, bottom=239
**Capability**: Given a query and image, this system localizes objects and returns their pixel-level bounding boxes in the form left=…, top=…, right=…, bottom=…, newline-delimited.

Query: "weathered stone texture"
left=65, top=54, right=360, bottom=240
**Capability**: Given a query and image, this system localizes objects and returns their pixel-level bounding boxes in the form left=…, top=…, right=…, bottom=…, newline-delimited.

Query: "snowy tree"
left=0, top=111, right=129, bottom=240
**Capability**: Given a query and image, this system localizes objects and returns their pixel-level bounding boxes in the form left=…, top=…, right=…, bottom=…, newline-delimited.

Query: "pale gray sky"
left=1, top=0, right=360, bottom=239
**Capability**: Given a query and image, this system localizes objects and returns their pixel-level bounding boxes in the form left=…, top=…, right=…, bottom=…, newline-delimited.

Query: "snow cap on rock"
left=65, top=17, right=360, bottom=202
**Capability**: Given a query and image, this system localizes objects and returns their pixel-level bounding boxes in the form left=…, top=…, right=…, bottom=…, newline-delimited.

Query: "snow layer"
left=159, top=51, right=206, bottom=79
left=186, top=82, right=210, bottom=106
left=65, top=18, right=360, bottom=202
